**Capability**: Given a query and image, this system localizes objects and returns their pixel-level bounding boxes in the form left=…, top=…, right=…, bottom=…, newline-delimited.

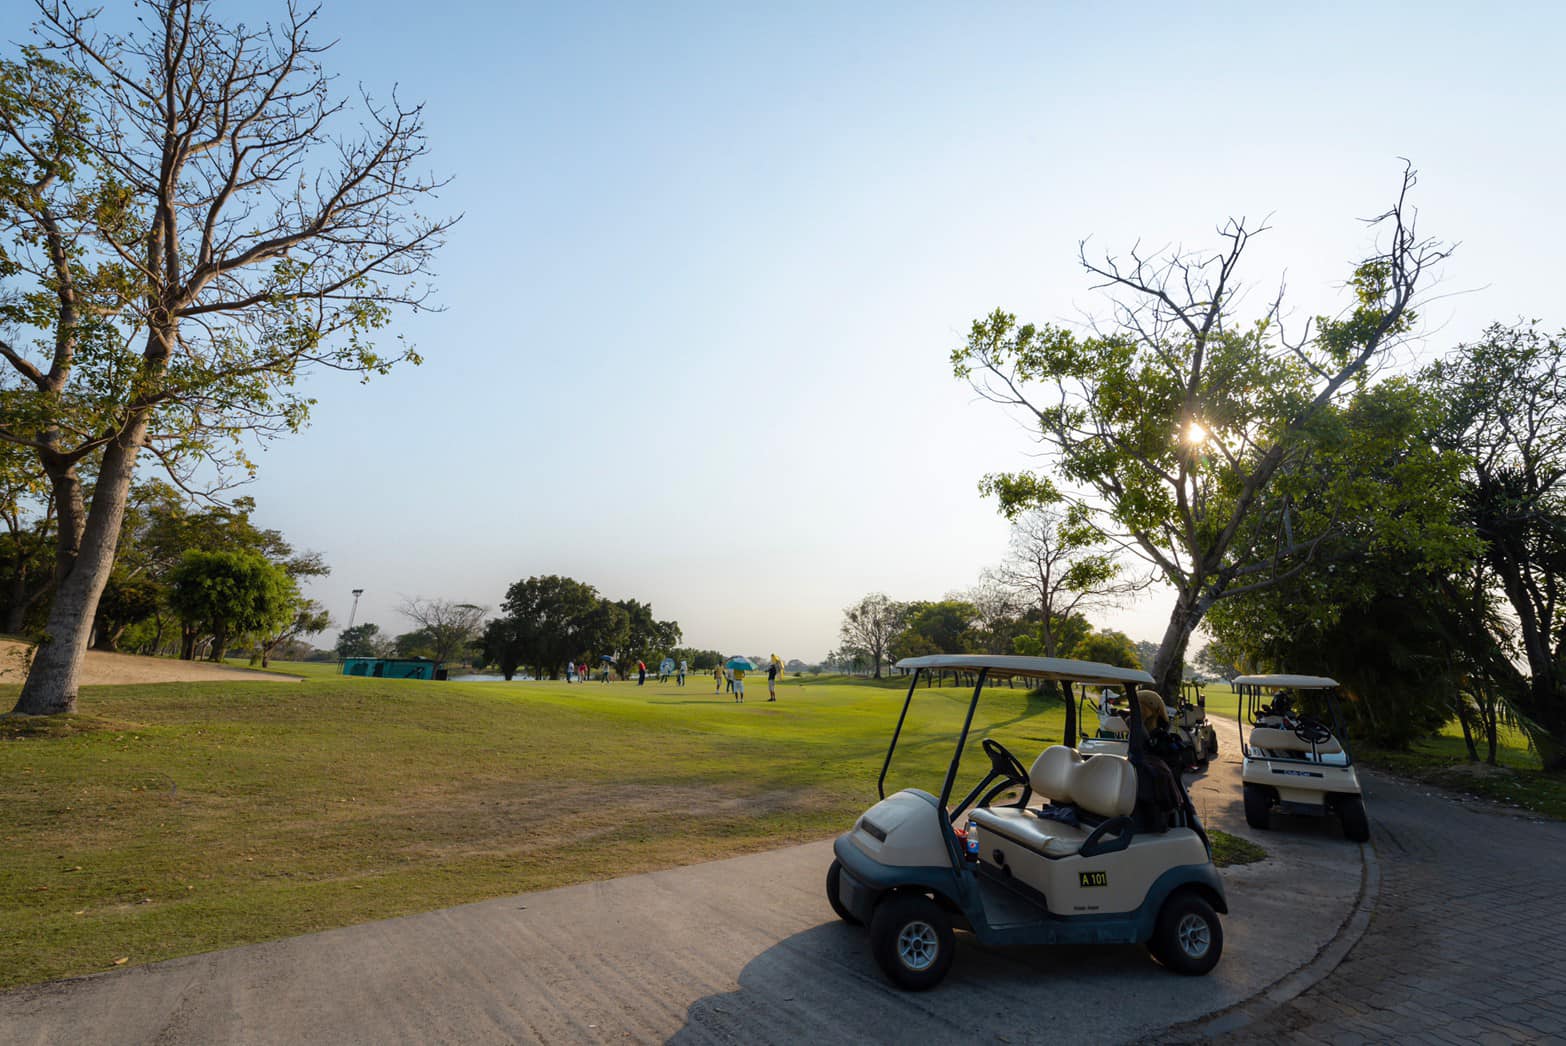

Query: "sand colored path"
left=0, top=639, right=300, bottom=686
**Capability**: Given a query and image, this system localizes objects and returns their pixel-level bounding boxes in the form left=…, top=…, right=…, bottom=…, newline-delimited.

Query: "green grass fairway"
left=0, top=674, right=1052, bottom=988
left=1, top=672, right=1269, bottom=989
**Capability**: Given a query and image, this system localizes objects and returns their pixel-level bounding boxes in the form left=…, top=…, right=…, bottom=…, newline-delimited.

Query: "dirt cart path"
left=0, top=639, right=299, bottom=687
left=0, top=719, right=1365, bottom=1045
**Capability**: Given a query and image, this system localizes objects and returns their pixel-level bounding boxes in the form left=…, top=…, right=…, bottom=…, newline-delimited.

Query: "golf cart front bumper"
left=832, top=833, right=963, bottom=925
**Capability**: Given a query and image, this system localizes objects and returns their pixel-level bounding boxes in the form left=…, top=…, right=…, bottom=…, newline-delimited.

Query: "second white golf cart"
left=1236, top=674, right=1370, bottom=842
left=1077, top=681, right=1218, bottom=773
left=828, top=654, right=1227, bottom=990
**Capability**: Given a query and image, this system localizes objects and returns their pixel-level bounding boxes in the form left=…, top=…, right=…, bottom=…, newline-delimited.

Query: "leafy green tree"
left=91, top=570, right=162, bottom=653
left=498, top=575, right=612, bottom=679
left=167, top=550, right=294, bottom=663
left=0, top=439, right=53, bottom=634
left=1070, top=629, right=1141, bottom=672
left=1427, top=322, right=1566, bottom=767
left=672, top=647, right=723, bottom=671
left=335, top=623, right=389, bottom=660
left=480, top=618, right=527, bottom=681
left=3, top=3, right=450, bottom=716
left=92, top=481, right=327, bottom=656
left=258, top=600, right=330, bottom=668
left=952, top=170, right=1450, bottom=697
left=839, top=593, right=907, bottom=678
left=613, top=598, right=682, bottom=678
left=890, top=599, right=980, bottom=663
left=393, top=628, right=438, bottom=659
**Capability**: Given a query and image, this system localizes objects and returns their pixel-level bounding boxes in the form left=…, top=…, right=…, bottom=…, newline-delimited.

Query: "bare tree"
left=955, top=167, right=1449, bottom=697
left=987, top=506, right=1135, bottom=658
left=838, top=593, right=906, bottom=679
left=948, top=578, right=1017, bottom=654
left=397, top=597, right=487, bottom=667
left=3, top=1, right=453, bottom=714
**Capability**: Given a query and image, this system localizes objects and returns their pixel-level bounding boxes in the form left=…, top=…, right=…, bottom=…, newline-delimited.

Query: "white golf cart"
left=1077, top=682, right=1217, bottom=773
left=1177, top=680, right=1220, bottom=768
left=828, top=654, right=1227, bottom=990
left=1235, top=674, right=1369, bottom=842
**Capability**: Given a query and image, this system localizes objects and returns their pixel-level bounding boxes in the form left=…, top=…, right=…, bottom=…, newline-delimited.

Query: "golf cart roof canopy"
left=1232, top=673, right=1340, bottom=689
left=895, top=654, right=1154, bottom=687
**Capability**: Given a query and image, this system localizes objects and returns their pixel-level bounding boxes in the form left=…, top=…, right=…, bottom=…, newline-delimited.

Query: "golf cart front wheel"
left=825, top=859, right=861, bottom=925
left=1337, top=795, right=1371, bottom=843
left=869, top=893, right=955, bottom=990
left=1149, top=893, right=1223, bottom=975
left=1243, top=783, right=1271, bottom=830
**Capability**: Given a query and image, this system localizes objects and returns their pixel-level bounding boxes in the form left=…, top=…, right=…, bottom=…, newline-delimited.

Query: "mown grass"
left=1360, top=733, right=1566, bottom=820
left=1, top=672, right=1276, bottom=990
left=1209, top=829, right=1267, bottom=866
left=0, top=673, right=1060, bottom=988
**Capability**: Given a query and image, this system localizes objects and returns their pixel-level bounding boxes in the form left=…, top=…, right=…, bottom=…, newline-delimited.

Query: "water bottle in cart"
left=965, top=818, right=980, bottom=860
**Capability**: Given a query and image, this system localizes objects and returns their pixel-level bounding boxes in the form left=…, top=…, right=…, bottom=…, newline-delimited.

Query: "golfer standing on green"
left=767, top=654, right=783, bottom=701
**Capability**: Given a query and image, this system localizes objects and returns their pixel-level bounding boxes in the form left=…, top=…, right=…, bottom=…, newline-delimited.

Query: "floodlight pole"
left=347, top=589, right=364, bottom=630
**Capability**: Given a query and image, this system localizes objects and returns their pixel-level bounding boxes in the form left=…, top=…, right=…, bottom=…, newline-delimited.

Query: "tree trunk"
left=12, top=426, right=146, bottom=716
left=210, top=626, right=229, bottom=663
left=1150, top=592, right=1207, bottom=700
left=1454, top=693, right=1479, bottom=763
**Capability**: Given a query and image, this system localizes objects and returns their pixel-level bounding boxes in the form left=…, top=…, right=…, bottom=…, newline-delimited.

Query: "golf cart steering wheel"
left=982, top=738, right=1029, bottom=786
left=1294, top=717, right=1334, bottom=745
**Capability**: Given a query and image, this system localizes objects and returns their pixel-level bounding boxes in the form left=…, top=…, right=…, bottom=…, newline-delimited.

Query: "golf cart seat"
left=970, top=746, right=1136, bottom=858
left=1247, top=727, right=1343, bottom=757
left=1097, top=716, right=1129, bottom=737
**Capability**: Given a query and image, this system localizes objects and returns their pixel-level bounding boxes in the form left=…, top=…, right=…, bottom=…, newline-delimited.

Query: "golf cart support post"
left=876, top=654, right=1156, bottom=805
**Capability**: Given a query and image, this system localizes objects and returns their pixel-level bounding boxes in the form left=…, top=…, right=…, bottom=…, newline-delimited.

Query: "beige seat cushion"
left=1073, top=754, right=1137, bottom=818
left=970, top=806, right=1093, bottom=857
left=1028, top=745, right=1082, bottom=802
left=970, top=747, right=1137, bottom=860
left=1249, top=727, right=1343, bottom=756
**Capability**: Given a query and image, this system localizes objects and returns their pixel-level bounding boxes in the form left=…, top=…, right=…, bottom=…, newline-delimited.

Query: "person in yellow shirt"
left=732, top=664, right=746, bottom=703
left=713, top=663, right=724, bottom=694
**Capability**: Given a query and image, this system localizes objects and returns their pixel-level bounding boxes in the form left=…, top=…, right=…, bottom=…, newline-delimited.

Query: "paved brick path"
left=1227, top=772, right=1566, bottom=1044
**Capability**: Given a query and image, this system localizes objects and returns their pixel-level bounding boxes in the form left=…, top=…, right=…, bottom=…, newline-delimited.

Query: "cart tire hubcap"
left=1176, top=913, right=1211, bottom=958
left=897, top=920, right=939, bottom=971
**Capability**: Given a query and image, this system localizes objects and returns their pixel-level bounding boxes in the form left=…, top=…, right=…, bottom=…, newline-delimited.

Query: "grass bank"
left=1, top=672, right=1247, bottom=989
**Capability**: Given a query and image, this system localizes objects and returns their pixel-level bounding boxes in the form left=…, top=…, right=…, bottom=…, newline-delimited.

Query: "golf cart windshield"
left=1234, top=674, right=1354, bottom=766
left=881, top=655, right=1155, bottom=821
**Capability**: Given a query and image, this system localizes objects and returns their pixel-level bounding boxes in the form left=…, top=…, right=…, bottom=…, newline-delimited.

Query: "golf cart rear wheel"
left=1149, top=893, right=1223, bottom=975
left=1337, top=795, right=1370, bottom=843
left=870, top=893, right=955, bottom=990
left=1243, top=783, right=1271, bottom=830
left=825, top=859, right=861, bottom=925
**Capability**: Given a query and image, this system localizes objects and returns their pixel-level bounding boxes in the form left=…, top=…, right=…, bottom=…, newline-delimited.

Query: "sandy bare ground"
left=0, top=639, right=299, bottom=686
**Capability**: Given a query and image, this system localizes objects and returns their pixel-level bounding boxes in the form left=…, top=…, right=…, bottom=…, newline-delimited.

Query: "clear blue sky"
left=211, top=1, right=1564, bottom=659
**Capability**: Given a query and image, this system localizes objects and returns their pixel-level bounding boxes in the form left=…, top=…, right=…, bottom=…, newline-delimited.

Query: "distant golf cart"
left=1177, top=680, right=1220, bottom=767
left=1077, top=681, right=1217, bottom=774
left=1236, top=674, right=1369, bottom=843
left=829, top=654, right=1227, bottom=990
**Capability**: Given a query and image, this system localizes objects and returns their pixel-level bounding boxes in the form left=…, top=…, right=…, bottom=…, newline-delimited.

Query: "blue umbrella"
left=725, top=656, right=755, bottom=671
left=600, top=655, right=614, bottom=662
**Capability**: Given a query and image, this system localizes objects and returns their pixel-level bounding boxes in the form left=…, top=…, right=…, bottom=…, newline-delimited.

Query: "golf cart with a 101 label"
left=1236, top=674, right=1369, bottom=842
left=828, top=654, right=1227, bottom=990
